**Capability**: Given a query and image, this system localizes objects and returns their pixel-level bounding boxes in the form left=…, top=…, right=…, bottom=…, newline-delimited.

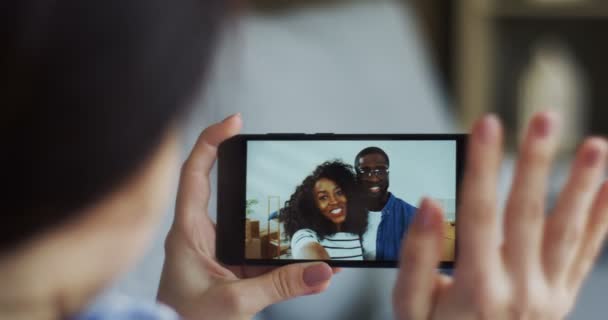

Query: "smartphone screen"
left=217, top=134, right=466, bottom=268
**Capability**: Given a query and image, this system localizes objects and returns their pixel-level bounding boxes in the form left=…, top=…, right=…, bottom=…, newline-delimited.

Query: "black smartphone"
left=217, top=133, right=467, bottom=268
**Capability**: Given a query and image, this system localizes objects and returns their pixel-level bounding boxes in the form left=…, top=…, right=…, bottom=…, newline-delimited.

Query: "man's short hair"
left=354, top=147, right=390, bottom=168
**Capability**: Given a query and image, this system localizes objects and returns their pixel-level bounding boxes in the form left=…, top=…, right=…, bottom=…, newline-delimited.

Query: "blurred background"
left=108, top=0, right=608, bottom=319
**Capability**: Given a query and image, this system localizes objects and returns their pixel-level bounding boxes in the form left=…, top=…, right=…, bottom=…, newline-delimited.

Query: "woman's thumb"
left=229, top=262, right=333, bottom=315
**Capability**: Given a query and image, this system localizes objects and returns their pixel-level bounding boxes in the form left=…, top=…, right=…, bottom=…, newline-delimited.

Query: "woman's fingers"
left=543, top=137, right=608, bottom=284
left=503, top=112, right=560, bottom=278
left=567, top=181, right=608, bottom=291
left=393, top=198, right=445, bottom=320
left=175, top=113, right=242, bottom=224
left=390, top=112, right=607, bottom=320
left=456, top=115, right=503, bottom=276
left=168, top=114, right=242, bottom=256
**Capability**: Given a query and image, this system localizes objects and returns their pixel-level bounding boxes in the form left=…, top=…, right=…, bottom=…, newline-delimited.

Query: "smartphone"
left=217, top=133, right=466, bottom=268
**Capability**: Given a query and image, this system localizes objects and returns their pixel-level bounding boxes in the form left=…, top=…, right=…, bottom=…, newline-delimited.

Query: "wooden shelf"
left=493, top=2, right=608, bottom=19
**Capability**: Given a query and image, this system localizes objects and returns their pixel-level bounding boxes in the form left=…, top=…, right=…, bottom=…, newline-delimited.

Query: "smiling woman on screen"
left=281, top=161, right=368, bottom=260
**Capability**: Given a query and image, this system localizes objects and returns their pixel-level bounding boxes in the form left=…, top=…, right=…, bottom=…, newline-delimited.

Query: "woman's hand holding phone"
left=394, top=112, right=608, bottom=319
left=156, top=111, right=607, bottom=319
left=157, top=114, right=335, bottom=320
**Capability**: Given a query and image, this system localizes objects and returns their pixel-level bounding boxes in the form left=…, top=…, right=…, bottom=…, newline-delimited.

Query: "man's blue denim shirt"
left=375, top=193, right=417, bottom=260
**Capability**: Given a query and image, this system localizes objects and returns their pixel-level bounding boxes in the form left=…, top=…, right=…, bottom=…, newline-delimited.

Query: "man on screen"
left=355, top=147, right=417, bottom=260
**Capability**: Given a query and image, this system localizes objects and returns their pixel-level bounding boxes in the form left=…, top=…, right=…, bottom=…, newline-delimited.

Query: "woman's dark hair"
left=0, top=0, right=227, bottom=251
left=280, top=161, right=368, bottom=240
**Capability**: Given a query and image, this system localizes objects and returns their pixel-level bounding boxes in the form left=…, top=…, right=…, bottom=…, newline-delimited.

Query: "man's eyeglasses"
left=357, top=167, right=389, bottom=177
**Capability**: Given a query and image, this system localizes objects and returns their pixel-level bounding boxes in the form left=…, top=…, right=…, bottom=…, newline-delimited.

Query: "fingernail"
left=585, top=148, right=601, bottom=167
left=303, top=263, right=332, bottom=287
left=223, top=113, right=241, bottom=122
left=476, top=114, right=499, bottom=144
left=533, top=112, right=555, bottom=138
left=584, top=139, right=607, bottom=167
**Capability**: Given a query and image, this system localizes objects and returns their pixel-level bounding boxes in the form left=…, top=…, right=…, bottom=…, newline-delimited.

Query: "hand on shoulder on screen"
left=291, top=229, right=364, bottom=261
left=291, top=229, right=330, bottom=260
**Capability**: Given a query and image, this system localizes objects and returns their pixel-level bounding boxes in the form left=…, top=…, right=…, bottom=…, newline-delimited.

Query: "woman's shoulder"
left=73, top=294, right=179, bottom=320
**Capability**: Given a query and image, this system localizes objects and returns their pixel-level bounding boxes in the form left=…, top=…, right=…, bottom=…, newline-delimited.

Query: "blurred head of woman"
left=1, top=0, right=227, bottom=316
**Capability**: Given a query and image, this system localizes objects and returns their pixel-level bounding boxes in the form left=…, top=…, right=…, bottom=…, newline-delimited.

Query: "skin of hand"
left=393, top=111, right=608, bottom=320
left=157, top=114, right=336, bottom=320
left=298, top=242, right=332, bottom=260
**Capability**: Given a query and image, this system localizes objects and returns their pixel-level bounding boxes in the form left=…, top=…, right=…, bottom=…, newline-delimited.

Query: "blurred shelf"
left=493, top=2, right=608, bottom=19
left=455, top=0, right=608, bottom=133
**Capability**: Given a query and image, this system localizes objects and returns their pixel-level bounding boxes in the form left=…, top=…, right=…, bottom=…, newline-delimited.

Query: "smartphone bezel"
left=217, top=133, right=467, bottom=268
